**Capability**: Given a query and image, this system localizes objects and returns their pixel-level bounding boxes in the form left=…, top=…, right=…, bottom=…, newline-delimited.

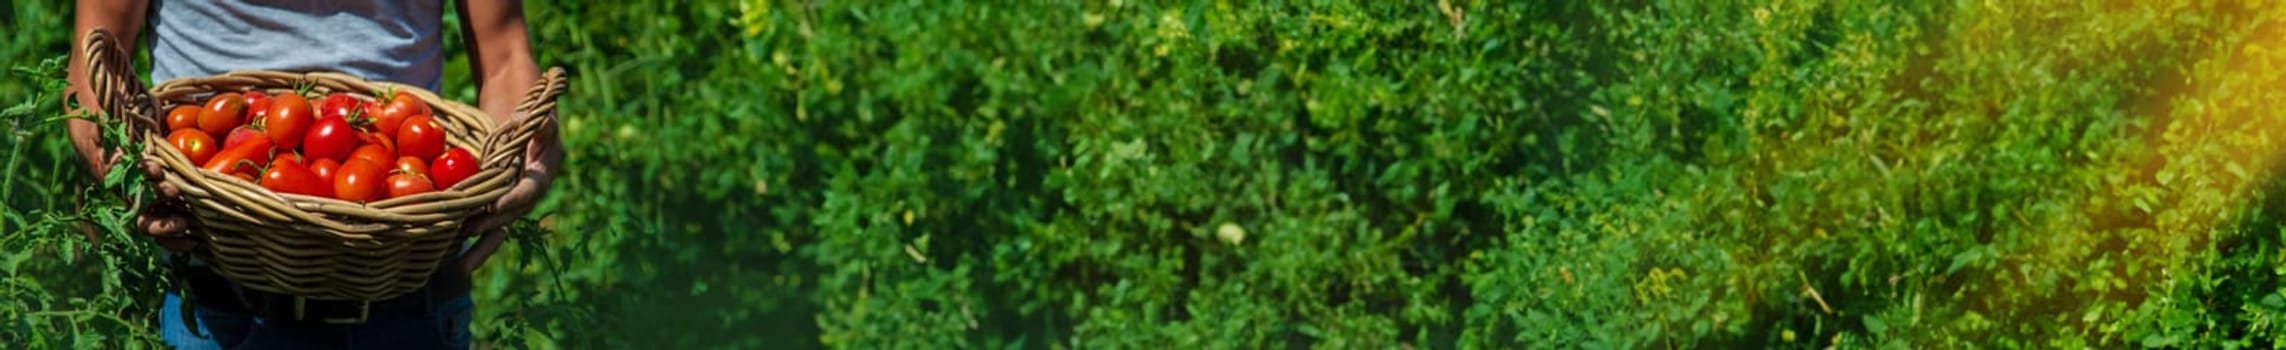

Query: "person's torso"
left=148, top=0, right=444, bottom=90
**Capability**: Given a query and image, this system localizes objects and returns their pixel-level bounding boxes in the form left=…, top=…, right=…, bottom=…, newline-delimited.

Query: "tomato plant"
left=17, top=0, right=2286, bottom=348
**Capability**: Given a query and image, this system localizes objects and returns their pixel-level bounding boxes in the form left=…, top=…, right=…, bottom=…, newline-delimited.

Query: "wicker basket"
left=80, top=29, right=568, bottom=301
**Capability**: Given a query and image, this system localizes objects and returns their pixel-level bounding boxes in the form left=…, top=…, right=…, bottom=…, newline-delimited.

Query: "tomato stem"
left=236, top=159, right=262, bottom=176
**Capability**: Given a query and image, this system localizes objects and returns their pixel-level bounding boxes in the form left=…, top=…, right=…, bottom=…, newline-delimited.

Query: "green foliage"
left=2, top=54, right=168, bottom=348
left=15, top=0, right=2286, bottom=348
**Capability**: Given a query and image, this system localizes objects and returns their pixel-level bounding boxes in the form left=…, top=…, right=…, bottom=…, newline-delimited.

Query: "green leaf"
left=102, top=170, right=125, bottom=193
left=1947, top=246, right=1988, bottom=274
left=2143, top=334, right=2178, bottom=348
left=2, top=250, right=27, bottom=275
left=1864, top=315, right=1888, bottom=335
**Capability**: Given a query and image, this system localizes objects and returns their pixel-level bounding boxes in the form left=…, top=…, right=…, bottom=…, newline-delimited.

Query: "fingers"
left=466, top=213, right=505, bottom=236
left=468, top=197, right=527, bottom=236
left=531, top=112, right=559, bottom=148
left=487, top=145, right=554, bottom=221
left=141, top=157, right=165, bottom=178
left=493, top=130, right=559, bottom=213
left=459, top=229, right=511, bottom=273
left=143, top=157, right=184, bottom=200
left=81, top=147, right=126, bottom=183
left=105, top=150, right=126, bottom=171
left=491, top=174, right=544, bottom=213
left=138, top=209, right=189, bottom=237
left=462, top=181, right=537, bottom=273
left=462, top=112, right=558, bottom=274
left=140, top=206, right=197, bottom=252
left=473, top=181, right=543, bottom=246
left=156, top=179, right=181, bottom=199
left=468, top=182, right=532, bottom=242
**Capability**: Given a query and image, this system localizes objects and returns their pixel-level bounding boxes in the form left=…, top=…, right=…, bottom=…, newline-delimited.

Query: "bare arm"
left=66, top=0, right=151, bottom=179
left=457, top=0, right=559, bottom=272
left=71, top=0, right=194, bottom=250
left=459, top=0, right=538, bottom=120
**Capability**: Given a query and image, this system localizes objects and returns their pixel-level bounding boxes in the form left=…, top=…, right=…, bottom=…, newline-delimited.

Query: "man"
left=64, top=1, right=561, bottom=348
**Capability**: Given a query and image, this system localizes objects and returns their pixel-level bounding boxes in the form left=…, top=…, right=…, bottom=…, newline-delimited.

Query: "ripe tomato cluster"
left=164, top=90, right=480, bottom=203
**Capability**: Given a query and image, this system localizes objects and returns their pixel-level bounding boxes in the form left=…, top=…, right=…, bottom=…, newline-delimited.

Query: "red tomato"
left=429, top=148, right=477, bottom=190
left=260, top=161, right=332, bottom=198
left=386, top=173, right=436, bottom=200
left=262, top=93, right=316, bottom=149
left=364, top=102, right=388, bottom=131
left=333, top=159, right=389, bottom=203
left=358, top=129, right=395, bottom=153
left=319, top=93, right=365, bottom=122
left=393, top=156, right=429, bottom=176
left=167, top=129, right=219, bottom=166
left=303, top=114, right=358, bottom=161
left=202, top=135, right=273, bottom=177
left=166, top=105, right=201, bottom=132
left=198, top=93, right=248, bottom=136
left=273, top=151, right=306, bottom=167
left=222, top=126, right=266, bottom=151
left=309, top=158, right=342, bottom=183
left=371, top=91, right=429, bottom=137
left=396, top=115, right=446, bottom=161
left=243, top=91, right=271, bottom=123
left=349, top=144, right=395, bottom=167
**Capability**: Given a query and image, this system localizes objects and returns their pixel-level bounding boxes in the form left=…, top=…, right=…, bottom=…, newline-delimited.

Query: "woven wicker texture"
left=81, top=29, right=569, bottom=301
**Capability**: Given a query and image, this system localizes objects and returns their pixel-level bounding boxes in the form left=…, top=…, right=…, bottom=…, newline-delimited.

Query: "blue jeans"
left=160, top=291, right=473, bottom=350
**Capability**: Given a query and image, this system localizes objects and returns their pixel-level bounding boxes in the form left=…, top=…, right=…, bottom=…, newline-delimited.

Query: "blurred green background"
left=13, top=0, right=2286, bottom=348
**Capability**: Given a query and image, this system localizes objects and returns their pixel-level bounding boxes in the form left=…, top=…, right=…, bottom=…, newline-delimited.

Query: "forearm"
left=67, top=0, right=151, bottom=174
left=456, top=0, right=550, bottom=269
left=461, top=0, right=539, bottom=121
left=477, top=55, right=538, bottom=121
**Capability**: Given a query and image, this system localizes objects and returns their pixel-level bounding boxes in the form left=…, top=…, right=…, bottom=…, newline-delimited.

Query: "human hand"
left=135, top=157, right=197, bottom=251
left=458, top=112, right=561, bottom=273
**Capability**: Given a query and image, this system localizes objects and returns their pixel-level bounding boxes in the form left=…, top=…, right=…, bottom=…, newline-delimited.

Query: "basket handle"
left=479, top=67, right=569, bottom=172
left=79, top=28, right=160, bottom=142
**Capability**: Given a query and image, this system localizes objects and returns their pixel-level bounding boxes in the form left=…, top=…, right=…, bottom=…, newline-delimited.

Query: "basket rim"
left=81, top=28, right=570, bottom=302
left=137, top=68, right=562, bottom=238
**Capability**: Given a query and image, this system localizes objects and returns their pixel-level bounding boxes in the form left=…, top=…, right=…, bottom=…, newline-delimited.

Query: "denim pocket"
left=436, top=298, right=475, bottom=350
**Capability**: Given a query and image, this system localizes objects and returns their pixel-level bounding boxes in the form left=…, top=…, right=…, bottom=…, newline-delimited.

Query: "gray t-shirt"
left=148, top=0, right=443, bottom=90
left=147, top=1, right=458, bottom=268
